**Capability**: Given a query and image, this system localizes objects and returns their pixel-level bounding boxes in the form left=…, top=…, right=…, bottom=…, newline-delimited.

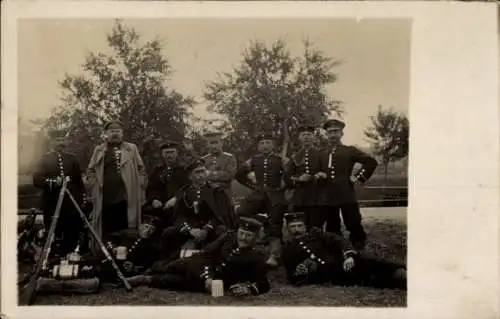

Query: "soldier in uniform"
left=160, top=160, right=237, bottom=261
left=127, top=216, right=271, bottom=297
left=235, top=133, right=288, bottom=267
left=143, top=140, right=190, bottom=227
left=316, top=119, right=378, bottom=250
left=281, top=212, right=406, bottom=289
left=203, top=131, right=237, bottom=201
left=32, top=129, right=87, bottom=256
left=285, top=124, right=324, bottom=228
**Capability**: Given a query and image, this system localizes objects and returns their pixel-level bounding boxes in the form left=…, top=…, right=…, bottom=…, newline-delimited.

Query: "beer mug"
left=115, top=246, right=128, bottom=261
left=211, top=280, right=224, bottom=297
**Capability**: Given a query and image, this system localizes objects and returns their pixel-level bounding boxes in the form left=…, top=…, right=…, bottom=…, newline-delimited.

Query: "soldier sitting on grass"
left=281, top=211, right=406, bottom=290
left=127, top=216, right=271, bottom=297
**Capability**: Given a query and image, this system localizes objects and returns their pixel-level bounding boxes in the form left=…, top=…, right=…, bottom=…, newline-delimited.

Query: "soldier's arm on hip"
left=350, top=146, right=378, bottom=183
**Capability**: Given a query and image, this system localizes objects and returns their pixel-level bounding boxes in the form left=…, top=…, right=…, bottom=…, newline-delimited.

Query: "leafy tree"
left=204, top=39, right=342, bottom=160
left=43, top=20, right=195, bottom=168
left=364, top=106, right=409, bottom=183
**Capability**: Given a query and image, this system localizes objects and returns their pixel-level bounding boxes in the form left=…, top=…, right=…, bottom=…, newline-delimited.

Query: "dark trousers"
left=102, top=200, right=128, bottom=240
left=237, top=191, right=287, bottom=240
left=150, top=257, right=205, bottom=292
left=42, top=199, right=83, bottom=256
left=160, top=225, right=223, bottom=261
left=311, top=203, right=367, bottom=248
left=142, top=205, right=175, bottom=230
left=329, top=256, right=406, bottom=289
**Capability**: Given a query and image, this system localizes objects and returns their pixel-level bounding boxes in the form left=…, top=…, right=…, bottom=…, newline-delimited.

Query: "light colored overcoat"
left=86, top=141, right=147, bottom=255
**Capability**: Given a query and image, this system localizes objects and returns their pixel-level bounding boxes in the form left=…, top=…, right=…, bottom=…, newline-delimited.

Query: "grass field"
left=27, top=208, right=407, bottom=307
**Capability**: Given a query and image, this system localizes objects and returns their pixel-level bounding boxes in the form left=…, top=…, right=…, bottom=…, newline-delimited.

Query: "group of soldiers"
left=29, top=118, right=406, bottom=298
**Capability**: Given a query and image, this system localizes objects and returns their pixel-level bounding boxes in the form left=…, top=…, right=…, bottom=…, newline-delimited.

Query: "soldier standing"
left=160, top=160, right=237, bottom=260
left=235, top=133, right=288, bottom=267
left=281, top=212, right=406, bottom=289
left=32, top=129, right=86, bottom=256
left=316, top=119, right=378, bottom=250
left=127, top=216, right=271, bottom=297
left=202, top=131, right=237, bottom=201
left=86, top=120, right=147, bottom=255
left=285, top=123, right=324, bottom=228
left=144, top=140, right=190, bottom=227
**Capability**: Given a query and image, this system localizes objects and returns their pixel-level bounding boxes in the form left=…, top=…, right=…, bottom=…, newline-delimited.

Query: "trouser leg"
left=160, top=226, right=190, bottom=260
left=340, top=203, right=367, bottom=249
left=101, top=201, right=129, bottom=240
left=324, top=206, right=342, bottom=235
left=352, top=256, right=406, bottom=289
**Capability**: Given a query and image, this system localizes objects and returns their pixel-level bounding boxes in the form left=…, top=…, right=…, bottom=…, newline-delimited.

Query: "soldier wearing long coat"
left=86, top=121, right=147, bottom=256
left=282, top=212, right=406, bottom=289
left=316, top=119, right=378, bottom=249
left=32, top=129, right=87, bottom=256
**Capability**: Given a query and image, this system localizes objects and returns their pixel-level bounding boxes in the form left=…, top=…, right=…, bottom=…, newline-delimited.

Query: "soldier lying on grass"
left=281, top=211, right=406, bottom=289
left=126, top=216, right=271, bottom=297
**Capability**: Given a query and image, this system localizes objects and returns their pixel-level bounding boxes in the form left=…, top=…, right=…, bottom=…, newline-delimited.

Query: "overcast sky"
left=18, top=18, right=410, bottom=147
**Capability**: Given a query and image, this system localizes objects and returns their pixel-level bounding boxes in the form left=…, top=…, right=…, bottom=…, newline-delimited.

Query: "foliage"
left=42, top=20, right=195, bottom=168
left=364, top=106, right=409, bottom=181
left=204, top=39, right=342, bottom=160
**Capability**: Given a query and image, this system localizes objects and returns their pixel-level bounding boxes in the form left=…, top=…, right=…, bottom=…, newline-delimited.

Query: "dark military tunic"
left=282, top=228, right=405, bottom=289
left=160, top=183, right=237, bottom=260
left=144, top=161, right=189, bottom=225
left=32, top=150, right=86, bottom=255
left=316, top=144, right=378, bottom=206
left=286, top=147, right=322, bottom=207
left=146, top=161, right=189, bottom=204
left=235, top=153, right=288, bottom=238
left=149, top=231, right=270, bottom=295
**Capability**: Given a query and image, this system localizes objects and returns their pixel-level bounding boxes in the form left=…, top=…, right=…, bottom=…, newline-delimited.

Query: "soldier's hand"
left=152, top=199, right=162, bottom=209
left=164, top=197, right=177, bottom=209
left=189, top=228, right=202, bottom=240
left=350, top=175, right=358, bottom=183
left=228, top=283, right=251, bottom=297
left=247, top=172, right=257, bottom=184
left=343, top=256, right=355, bottom=272
left=315, top=172, right=327, bottom=179
left=303, top=258, right=318, bottom=272
left=204, top=279, right=213, bottom=293
left=298, top=174, right=312, bottom=182
left=197, top=229, right=208, bottom=242
left=55, top=176, right=63, bottom=186
left=294, top=263, right=309, bottom=276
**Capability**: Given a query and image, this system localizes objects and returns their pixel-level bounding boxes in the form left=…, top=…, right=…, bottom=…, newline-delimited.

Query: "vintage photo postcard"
left=2, top=2, right=499, bottom=319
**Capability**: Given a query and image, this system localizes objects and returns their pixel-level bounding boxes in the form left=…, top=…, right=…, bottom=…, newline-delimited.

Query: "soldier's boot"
left=266, top=238, right=281, bottom=268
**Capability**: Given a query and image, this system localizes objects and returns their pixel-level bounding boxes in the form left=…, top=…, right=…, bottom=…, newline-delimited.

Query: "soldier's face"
left=52, top=137, right=67, bottom=150
left=288, top=221, right=307, bottom=238
left=106, top=128, right=124, bottom=143
left=298, top=131, right=314, bottom=147
left=207, top=139, right=223, bottom=153
left=237, top=228, right=258, bottom=248
left=257, top=139, right=274, bottom=153
left=190, top=167, right=208, bottom=184
left=162, top=148, right=178, bottom=162
left=325, top=127, right=343, bottom=143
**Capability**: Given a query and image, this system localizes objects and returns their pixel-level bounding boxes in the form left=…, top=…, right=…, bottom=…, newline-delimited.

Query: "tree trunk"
left=383, top=160, right=389, bottom=187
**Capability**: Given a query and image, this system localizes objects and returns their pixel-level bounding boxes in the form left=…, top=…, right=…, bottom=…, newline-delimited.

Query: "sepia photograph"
left=16, top=17, right=410, bottom=307
left=2, top=2, right=499, bottom=319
